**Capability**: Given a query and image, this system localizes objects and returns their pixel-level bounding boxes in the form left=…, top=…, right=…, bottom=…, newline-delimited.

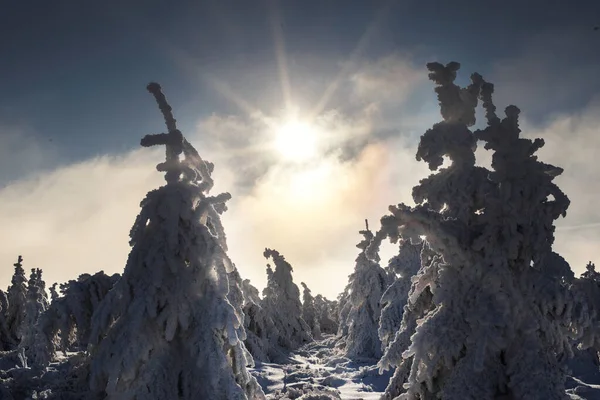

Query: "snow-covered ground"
left=250, top=336, right=600, bottom=400
left=251, top=335, right=391, bottom=400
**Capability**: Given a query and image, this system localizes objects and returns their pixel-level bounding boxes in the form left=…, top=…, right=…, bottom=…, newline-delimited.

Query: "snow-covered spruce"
left=238, top=276, right=286, bottom=363
left=378, top=240, right=439, bottom=399
left=31, top=271, right=119, bottom=366
left=87, top=83, right=264, bottom=400
left=301, top=282, right=322, bottom=339
left=19, top=268, right=48, bottom=363
left=342, top=220, right=388, bottom=360
left=262, top=249, right=312, bottom=353
left=378, top=238, right=424, bottom=351
left=373, top=61, right=586, bottom=399
left=5, top=256, right=28, bottom=349
left=335, top=282, right=352, bottom=339
left=0, top=288, right=10, bottom=351
left=313, top=294, right=338, bottom=335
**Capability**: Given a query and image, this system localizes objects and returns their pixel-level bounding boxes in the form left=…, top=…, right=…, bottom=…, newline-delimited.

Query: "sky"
left=1, top=0, right=599, bottom=299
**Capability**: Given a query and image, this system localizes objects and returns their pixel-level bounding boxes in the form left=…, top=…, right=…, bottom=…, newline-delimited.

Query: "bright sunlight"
left=274, top=119, right=319, bottom=162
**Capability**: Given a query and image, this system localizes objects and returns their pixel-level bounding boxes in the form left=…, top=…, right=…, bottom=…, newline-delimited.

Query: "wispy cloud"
left=0, top=97, right=430, bottom=299
left=522, top=98, right=600, bottom=274
left=490, top=29, right=600, bottom=121
left=0, top=126, right=59, bottom=188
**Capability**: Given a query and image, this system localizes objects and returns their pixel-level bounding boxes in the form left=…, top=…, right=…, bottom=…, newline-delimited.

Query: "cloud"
left=0, top=127, right=59, bottom=188
left=0, top=103, right=430, bottom=299
left=223, top=138, right=429, bottom=297
left=349, top=54, right=426, bottom=106
left=490, top=29, right=600, bottom=122
left=0, top=148, right=164, bottom=292
left=522, top=97, right=600, bottom=275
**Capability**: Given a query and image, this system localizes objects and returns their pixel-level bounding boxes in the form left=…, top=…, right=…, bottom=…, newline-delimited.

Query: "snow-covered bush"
left=342, top=221, right=388, bottom=360
left=262, top=249, right=312, bottom=351
left=87, top=83, right=264, bottom=399
left=373, top=61, right=584, bottom=399
left=301, top=282, right=321, bottom=339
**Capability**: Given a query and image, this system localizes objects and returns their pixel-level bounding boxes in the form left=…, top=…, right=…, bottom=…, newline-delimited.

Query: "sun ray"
left=308, top=0, right=397, bottom=120
left=268, top=0, right=294, bottom=111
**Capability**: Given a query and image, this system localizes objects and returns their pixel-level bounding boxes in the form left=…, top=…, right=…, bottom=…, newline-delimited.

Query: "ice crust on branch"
left=88, top=83, right=264, bottom=400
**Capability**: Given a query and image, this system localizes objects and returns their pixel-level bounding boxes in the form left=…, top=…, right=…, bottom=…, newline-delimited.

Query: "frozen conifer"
left=374, top=61, right=584, bottom=399
left=378, top=238, right=423, bottom=350
left=343, top=220, right=388, bottom=360
left=49, top=283, right=59, bottom=302
left=88, top=83, right=264, bottom=399
left=31, top=271, right=119, bottom=366
left=314, top=294, right=338, bottom=335
left=262, top=249, right=312, bottom=351
left=0, top=289, right=10, bottom=350
left=301, top=282, right=321, bottom=339
left=20, top=268, right=48, bottom=361
left=6, top=256, right=28, bottom=347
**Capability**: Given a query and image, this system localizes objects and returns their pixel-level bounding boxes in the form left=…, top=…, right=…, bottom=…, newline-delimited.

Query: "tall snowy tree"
left=378, top=238, right=423, bottom=350
left=20, top=268, right=48, bottom=362
left=343, top=220, right=388, bottom=360
left=240, top=270, right=284, bottom=363
left=262, top=248, right=312, bottom=351
left=36, top=268, right=50, bottom=310
left=6, top=256, right=28, bottom=347
left=373, top=61, right=589, bottom=399
left=88, top=83, right=264, bottom=400
left=301, top=282, right=321, bottom=339
left=313, top=294, right=338, bottom=335
left=0, top=289, right=10, bottom=350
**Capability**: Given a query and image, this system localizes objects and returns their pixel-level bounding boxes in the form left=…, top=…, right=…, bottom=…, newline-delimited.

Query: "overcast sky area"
left=1, top=0, right=599, bottom=298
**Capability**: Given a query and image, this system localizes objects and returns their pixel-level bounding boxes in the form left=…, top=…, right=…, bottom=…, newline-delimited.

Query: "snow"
left=251, top=335, right=393, bottom=400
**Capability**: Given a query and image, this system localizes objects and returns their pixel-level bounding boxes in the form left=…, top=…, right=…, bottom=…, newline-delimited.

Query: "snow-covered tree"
left=241, top=279, right=262, bottom=306
left=301, top=282, right=321, bottom=339
left=378, top=238, right=423, bottom=350
left=373, top=61, right=586, bottom=399
left=49, top=283, right=59, bottom=302
left=6, top=256, right=28, bottom=347
left=378, top=240, right=439, bottom=399
left=0, top=289, right=10, bottom=350
left=262, top=248, right=312, bottom=351
left=88, top=83, right=264, bottom=400
left=335, top=283, right=352, bottom=339
left=36, top=268, right=49, bottom=310
left=343, top=220, right=388, bottom=360
left=30, top=271, right=120, bottom=366
left=19, top=268, right=48, bottom=362
left=314, top=294, right=338, bottom=335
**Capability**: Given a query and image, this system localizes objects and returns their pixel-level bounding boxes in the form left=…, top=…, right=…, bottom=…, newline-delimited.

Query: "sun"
left=274, top=119, right=318, bottom=161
